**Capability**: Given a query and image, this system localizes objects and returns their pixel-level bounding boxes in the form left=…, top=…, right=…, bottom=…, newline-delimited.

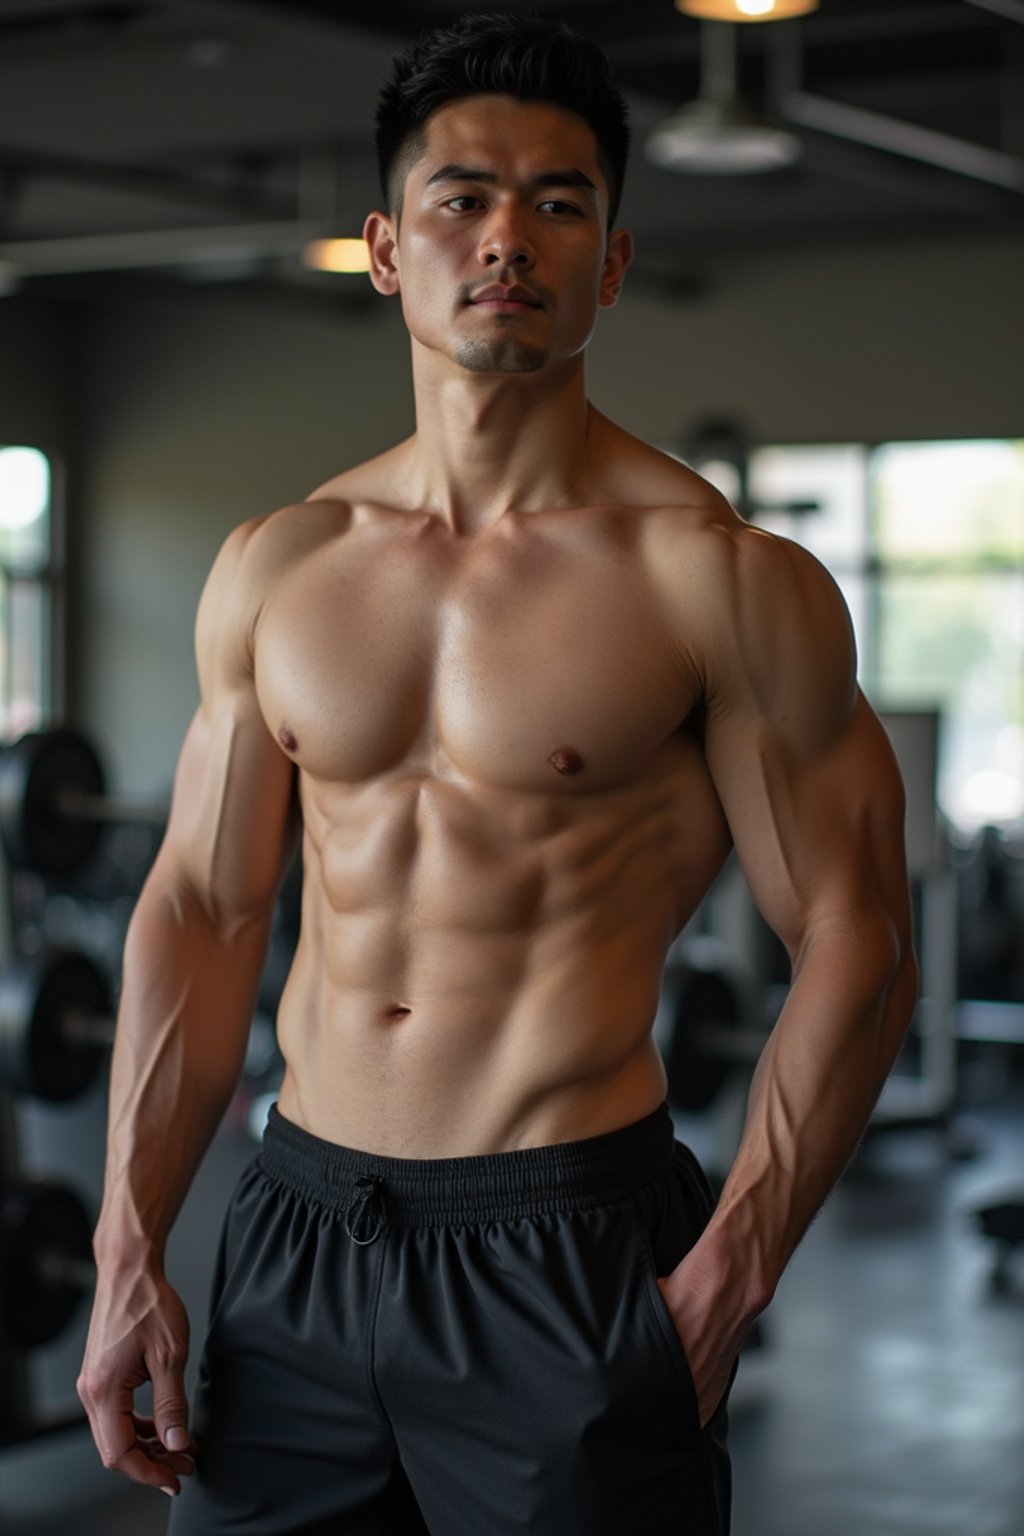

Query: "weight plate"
left=0, top=1179, right=94, bottom=1349
left=0, top=948, right=113, bottom=1103
left=0, top=729, right=106, bottom=877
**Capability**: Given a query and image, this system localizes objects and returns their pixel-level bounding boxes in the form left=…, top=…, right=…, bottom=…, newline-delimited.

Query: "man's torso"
left=249, top=429, right=736, bottom=1155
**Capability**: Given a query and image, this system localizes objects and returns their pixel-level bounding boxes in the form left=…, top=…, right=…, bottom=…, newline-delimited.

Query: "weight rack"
left=0, top=731, right=105, bottom=1449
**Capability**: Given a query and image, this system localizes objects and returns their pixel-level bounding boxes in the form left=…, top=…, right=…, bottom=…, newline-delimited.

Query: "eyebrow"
left=424, top=164, right=597, bottom=196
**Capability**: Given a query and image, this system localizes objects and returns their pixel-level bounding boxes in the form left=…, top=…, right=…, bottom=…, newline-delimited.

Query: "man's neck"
left=404, top=347, right=595, bottom=535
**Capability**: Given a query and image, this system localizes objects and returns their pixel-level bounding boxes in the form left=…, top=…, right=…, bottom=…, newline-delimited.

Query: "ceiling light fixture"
left=301, top=238, right=371, bottom=274
left=646, top=96, right=802, bottom=173
left=677, top=0, right=818, bottom=21
left=646, top=21, right=802, bottom=174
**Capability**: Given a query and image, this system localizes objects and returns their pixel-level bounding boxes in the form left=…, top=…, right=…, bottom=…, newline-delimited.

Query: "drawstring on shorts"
left=345, top=1174, right=385, bottom=1245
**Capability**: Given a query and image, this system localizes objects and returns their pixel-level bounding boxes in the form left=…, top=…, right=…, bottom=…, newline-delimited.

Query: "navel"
left=548, top=745, right=584, bottom=776
left=278, top=724, right=298, bottom=753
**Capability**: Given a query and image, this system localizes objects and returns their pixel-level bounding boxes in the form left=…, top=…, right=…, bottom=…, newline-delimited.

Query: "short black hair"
left=375, top=13, right=631, bottom=228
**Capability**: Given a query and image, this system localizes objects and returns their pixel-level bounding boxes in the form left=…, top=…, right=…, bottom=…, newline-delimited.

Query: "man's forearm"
left=93, top=875, right=272, bottom=1271
left=701, top=926, right=918, bottom=1314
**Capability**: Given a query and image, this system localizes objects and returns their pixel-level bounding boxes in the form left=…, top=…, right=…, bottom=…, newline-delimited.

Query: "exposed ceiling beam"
left=0, top=219, right=327, bottom=278
left=0, top=144, right=297, bottom=220
left=964, top=0, right=1024, bottom=22
left=782, top=91, right=1024, bottom=193
left=797, top=133, right=1024, bottom=216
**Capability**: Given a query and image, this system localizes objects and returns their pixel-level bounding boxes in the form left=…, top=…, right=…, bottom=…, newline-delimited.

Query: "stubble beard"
left=453, top=335, right=548, bottom=374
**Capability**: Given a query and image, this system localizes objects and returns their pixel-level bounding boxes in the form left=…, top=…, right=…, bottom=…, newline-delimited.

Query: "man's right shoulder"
left=196, top=499, right=354, bottom=682
left=217, top=494, right=360, bottom=587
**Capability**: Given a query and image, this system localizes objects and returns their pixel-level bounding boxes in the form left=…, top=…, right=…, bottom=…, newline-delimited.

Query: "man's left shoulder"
left=702, top=526, right=860, bottom=755
left=637, top=480, right=817, bottom=583
left=640, top=504, right=856, bottom=730
left=719, top=524, right=854, bottom=651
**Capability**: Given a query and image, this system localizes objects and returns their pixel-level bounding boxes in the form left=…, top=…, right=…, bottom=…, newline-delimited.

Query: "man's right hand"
left=77, top=1263, right=199, bottom=1498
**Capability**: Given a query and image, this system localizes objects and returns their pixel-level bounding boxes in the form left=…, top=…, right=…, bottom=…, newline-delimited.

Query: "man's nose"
left=478, top=206, right=535, bottom=267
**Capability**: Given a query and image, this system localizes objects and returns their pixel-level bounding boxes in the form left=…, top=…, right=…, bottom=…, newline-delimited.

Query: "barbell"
left=0, top=947, right=115, bottom=1103
left=0, top=728, right=165, bottom=878
left=0, top=1177, right=95, bottom=1348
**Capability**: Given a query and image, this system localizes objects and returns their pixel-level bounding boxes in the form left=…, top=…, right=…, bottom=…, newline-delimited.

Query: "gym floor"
left=3, top=1074, right=1023, bottom=1536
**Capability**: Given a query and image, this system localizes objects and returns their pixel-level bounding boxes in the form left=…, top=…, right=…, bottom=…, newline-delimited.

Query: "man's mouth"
left=469, top=286, right=543, bottom=309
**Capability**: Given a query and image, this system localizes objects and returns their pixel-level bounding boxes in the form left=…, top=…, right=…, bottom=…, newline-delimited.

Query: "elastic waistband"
left=258, top=1100, right=678, bottom=1231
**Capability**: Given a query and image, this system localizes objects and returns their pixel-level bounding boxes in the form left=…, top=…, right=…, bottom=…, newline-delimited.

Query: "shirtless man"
left=78, top=14, right=916, bottom=1535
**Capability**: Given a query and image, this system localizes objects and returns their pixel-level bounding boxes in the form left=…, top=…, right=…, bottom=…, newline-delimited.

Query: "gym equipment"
left=972, top=1193, right=1024, bottom=1292
left=957, top=825, right=1022, bottom=1002
left=663, top=959, right=766, bottom=1114
left=0, top=947, right=115, bottom=1102
left=0, top=728, right=165, bottom=878
left=0, top=1177, right=95, bottom=1348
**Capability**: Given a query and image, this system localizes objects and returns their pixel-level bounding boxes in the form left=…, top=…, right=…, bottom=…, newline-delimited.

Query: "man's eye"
left=444, top=196, right=482, bottom=212
left=539, top=200, right=580, bottom=215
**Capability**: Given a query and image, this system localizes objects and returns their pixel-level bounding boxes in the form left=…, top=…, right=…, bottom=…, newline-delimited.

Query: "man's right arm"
left=78, top=516, right=299, bottom=1496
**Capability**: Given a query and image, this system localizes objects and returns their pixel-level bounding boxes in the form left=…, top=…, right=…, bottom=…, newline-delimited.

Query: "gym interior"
left=1, top=3, right=1023, bottom=1533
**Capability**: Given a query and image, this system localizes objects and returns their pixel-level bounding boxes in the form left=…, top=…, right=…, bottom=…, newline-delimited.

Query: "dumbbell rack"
left=0, top=725, right=171, bottom=1459
left=0, top=839, right=33, bottom=1444
left=0, top=833, right=29, bottom=1444
left=0, top=837, right=91, bottom=1448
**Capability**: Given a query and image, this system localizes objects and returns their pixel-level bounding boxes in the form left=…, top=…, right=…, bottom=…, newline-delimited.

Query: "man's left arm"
left=660, top=526, right=918, bottom=1426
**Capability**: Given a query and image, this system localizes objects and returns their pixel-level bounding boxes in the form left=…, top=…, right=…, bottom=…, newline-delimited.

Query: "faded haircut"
left=374, top=12, right=631, bottom=228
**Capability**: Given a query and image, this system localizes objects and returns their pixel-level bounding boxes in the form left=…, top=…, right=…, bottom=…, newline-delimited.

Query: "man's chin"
left=454, top=339, right=548, bottom=374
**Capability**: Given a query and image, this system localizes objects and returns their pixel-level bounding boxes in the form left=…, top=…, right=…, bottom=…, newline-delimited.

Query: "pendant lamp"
left=677, top=0, right=818, bottom=20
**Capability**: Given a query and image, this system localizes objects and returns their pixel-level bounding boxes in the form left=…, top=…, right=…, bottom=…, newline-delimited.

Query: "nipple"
left=278, top=724, right=298, bottom=753
left=548, top=745, right=584, bottom=776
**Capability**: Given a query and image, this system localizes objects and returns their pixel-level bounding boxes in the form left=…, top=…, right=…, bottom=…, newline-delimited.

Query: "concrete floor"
left=728, top=1095, right=1024, bottom=1536
left=2, top=1078, right=1023, bottom=1536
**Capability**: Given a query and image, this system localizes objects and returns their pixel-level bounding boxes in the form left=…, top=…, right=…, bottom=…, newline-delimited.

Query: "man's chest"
left=253, top=515, right=701, bottom=793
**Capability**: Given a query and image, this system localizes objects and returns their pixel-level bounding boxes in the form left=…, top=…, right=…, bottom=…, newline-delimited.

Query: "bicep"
left=152, top=520, right=298, bottom=928
left=706, top=691, right=910, bottom=962
left=158, top=696, right=297, bottom=929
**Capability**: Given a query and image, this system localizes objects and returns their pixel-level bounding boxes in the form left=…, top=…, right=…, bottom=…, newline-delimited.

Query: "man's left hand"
left=655, top=1240, right=754, bottom=1429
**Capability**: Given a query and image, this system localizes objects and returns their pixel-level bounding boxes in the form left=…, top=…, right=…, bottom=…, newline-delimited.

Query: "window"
left=746, top=439, right=1024, bottom=833
left=0, top=445, right=60, bottom=738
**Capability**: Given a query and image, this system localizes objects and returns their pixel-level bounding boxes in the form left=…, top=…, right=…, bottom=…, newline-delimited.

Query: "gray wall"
left=66, top=229, right=1024, bottom=795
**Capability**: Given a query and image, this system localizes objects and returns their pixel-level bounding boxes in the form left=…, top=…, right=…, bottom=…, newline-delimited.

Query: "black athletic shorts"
left=168, top=1099, right=733, bottom=1535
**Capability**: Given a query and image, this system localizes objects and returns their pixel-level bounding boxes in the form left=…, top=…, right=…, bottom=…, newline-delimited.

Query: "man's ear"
left=363, top=211, right=400, bottom=296
left=598, top=227, right=634, bottom=309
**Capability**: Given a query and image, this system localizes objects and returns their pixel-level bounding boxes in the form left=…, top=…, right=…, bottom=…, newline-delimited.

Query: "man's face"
left=366, top=95, right=632, bottom=376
